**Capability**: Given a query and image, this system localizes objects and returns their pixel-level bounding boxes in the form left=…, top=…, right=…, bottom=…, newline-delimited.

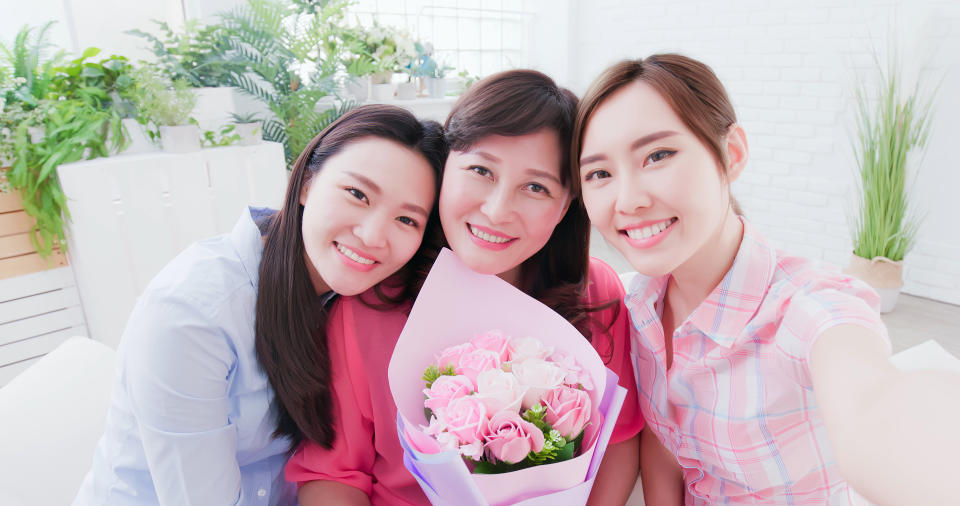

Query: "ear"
left=724, top=123, right=749, bottom=183
left=299, top=179, right=311, bottom=206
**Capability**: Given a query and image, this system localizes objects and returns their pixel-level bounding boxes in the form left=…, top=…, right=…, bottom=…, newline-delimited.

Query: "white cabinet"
left=57, top=143, right=287, bottom=348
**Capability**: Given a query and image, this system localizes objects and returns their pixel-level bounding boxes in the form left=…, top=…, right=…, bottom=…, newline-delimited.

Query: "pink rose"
left=423, top=375, right=475, bottom=411
left=456, top=348, right=502, bottom=385
left=474, top=368, right=526, bottom=415
left=436, top=396, right=488, bottom=445
left=437, top=343, right=477, bottom=370
left=549, top=350, right=594, bottom=390
left=471, top=330, right=511, bottom=361
left=542, top=386, right=592, bottom=439
left=483, top=411, right=545, bottom=464
left=511, top=358, right=567, bottom=409
left=506, top=336, right=554, bottom=363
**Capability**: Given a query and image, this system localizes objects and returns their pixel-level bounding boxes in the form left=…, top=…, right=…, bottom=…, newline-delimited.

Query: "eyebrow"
left=579, top=130, right=680, bottom=166
left=345, top=171, right=382, bottom=194
left=466, top=150, right=562, bottom=185
left=345, top=171, right=429, bottom=217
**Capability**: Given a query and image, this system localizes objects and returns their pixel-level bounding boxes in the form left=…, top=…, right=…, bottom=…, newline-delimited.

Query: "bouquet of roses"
left=421, top=331, right=594, bottom=473
left=389, top=249, right=626, bottom=505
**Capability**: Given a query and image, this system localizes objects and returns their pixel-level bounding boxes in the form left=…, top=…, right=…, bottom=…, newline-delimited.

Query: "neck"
left=668, top=210, right=743, bottom=317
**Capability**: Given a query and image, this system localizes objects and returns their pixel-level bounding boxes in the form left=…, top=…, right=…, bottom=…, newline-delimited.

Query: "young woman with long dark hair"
left=287, top=70, right=644, bottom=506
left=74, top=105, right=447, bottom=506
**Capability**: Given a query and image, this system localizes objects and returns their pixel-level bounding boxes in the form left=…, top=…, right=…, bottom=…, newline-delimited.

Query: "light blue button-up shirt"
left=74, top=208, right=297, bottom=506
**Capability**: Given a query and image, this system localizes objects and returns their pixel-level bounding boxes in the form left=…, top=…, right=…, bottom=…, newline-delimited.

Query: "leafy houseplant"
left=132, top=66, right=200, bottom=153
left=3, top=22, right=132, bottom=256
left=220, top=0, right=354, bottom=165
left=846, top=55, right=936, bottom=313
left=127, top=20, right=246, bottom=88
left=230, top=112, right=262, bottom=146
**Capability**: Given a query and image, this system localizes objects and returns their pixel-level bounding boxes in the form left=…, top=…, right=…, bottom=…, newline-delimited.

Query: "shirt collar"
left=230, top=206, right=269, bottom=291
left=231, top=206, right=338, bottom=307
left=624, top=217, right=776, bottom=349
left=686, top=217, right=776, bottom=347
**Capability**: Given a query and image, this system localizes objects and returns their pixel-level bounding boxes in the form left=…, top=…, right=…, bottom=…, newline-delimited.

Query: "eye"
left=468, top=165, right=492, bottom=178
left=346, top=187, right=368, bottom=203
left=584, top=169, right=611, bottom=181
left=523, top=182, right=551, bottom=195
left=396, top=216, right=419, bottom=227
left=647, top=149, right=675, bottom=163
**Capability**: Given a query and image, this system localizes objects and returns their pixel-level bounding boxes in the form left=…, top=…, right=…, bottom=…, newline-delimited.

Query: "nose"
left=479, top=185, right=514, bottom=225
left=614, top=171, right=652, bottom=215
left=353, top=212, right=389, bottom=249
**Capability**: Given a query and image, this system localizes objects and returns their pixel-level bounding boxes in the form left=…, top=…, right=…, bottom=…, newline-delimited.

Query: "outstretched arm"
left=810, top=324, right=960, bottom=505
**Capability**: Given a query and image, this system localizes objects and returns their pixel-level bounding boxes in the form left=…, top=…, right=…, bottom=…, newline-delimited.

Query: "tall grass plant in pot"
left=846, top=54, right=936, bottom=313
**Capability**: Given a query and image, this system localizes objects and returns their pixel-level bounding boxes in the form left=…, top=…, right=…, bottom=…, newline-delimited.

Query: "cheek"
left=524, top=200, right=568, bottom=238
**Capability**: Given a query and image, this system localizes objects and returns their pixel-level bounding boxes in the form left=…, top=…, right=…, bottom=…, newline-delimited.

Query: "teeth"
left=626, top=218, right=675, bottom=240
left=337, top=243, right=375, bottom=264
left=469, top=225, right=511, bottom=244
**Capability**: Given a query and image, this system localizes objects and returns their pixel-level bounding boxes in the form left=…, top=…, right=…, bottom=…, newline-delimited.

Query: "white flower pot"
left=370, top=83, right=395, bottom=101
left=118, top=118, right=158, bottom=155
left=844, top=253, right=904, bottom=313
left=235, top=123, right=262, bottom=146
left=425, top=77, right=447, bottom=99
left=370, top=71, right=393, bottom=85
left=397, top=82, right=417, bottom=100
left=159, top=125, right=201, bottom=153
left=191, top=87, right=239, bottom=134
left=344, top=76, right=368, bottom=102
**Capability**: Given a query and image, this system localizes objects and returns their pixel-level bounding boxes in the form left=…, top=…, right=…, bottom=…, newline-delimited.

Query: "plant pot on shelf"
left=369, top=71, right=395, bottom=101
left=844, top=253, right=903, bottom=313
left=397, top=81, right=417, bottom=100
left=235, top=122, right=262, bottom=146
left=425, top=77, right=447, bottom=99
left=159, top=125, right=201, bottom=154
left=344, top=76, right=369, bottom=102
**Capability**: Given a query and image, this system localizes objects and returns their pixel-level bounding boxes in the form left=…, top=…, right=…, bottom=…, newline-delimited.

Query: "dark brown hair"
left=256, top=104, right=447, bottom=449
left=445, top=70, right=616, bottom=343
left=572, top=54, right=742, bottom=213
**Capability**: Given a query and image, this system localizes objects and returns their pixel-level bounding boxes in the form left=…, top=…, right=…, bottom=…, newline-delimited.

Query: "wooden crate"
left=0, top=188, right=68, bottom=280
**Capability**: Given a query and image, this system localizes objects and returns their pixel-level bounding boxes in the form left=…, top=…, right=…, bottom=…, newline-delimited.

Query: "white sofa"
left=0, top=337, right=116, bottom=506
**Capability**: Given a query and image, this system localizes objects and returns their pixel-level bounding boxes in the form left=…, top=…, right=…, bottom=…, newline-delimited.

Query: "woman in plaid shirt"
left=571, top=54, right=960, bottom=505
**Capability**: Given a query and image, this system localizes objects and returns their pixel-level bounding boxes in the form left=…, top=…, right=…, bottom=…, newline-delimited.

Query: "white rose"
left=507, top=336, right=554, bottom=363
left=474, top=368, right=526, bottom=416
left=512, top=358, right=566, bottom=409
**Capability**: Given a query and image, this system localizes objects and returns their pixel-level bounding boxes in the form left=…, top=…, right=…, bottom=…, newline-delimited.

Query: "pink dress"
left=285, top=257, right=644, bottom=505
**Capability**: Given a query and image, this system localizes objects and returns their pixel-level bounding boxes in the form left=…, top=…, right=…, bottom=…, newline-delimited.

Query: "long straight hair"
left=256, top=105, right=447, bottom=449
left=444, top=70, right=616, bottom=346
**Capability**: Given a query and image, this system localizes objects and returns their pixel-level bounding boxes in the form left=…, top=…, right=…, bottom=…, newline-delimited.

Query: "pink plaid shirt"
left=626, top=218, right=889, bottom=505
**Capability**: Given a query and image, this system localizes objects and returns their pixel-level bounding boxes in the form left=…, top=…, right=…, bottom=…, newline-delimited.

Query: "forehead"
left=583, top=81, right=688, bottom=147
left=320, top=137, right=435, bottom=196
left=452, top=130, right=562, bottom=170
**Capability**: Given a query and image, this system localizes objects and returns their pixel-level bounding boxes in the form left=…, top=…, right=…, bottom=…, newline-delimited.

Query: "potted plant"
left=359, top=21, right=417, bottom=101
left=2, top=24, right=129, bottom=257
left=128, top=20, right=248, bottom=134
left=339, top=25, right=377, bottom=102
left=414, top=42, right=452, bottom=99
left=230, top=112, right=262, bottom=146
left=132, top=66, right=199, bottom=153
left=220, top=0, right=353, bottom=165
left=845, top=55, right=936, bottom=313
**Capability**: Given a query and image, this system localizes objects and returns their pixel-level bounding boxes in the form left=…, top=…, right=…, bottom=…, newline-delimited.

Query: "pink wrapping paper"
left=388, top=248, right=626, bottom=505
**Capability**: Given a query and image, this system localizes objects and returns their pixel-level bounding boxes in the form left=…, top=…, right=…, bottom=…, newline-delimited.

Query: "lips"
left=620, top=217, right=677, bottom=249
left=334, top=241, right=379, bottom=272
left=467, top=223, right=517, bottom=251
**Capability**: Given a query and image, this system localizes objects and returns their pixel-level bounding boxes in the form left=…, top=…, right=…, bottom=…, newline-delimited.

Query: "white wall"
left=567, top=0, right=960, bottom=305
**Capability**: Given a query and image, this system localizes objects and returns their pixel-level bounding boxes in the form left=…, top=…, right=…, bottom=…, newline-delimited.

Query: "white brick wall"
left=563, top=0, right=960, bottom=305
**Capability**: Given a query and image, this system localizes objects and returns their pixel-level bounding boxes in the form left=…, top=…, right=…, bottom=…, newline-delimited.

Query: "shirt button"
left=257, top=488, right=267, bottom=497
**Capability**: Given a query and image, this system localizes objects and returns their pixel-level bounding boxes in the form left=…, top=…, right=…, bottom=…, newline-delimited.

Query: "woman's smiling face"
left=439, top=129, right=571, bottom=284
left=578, top=80, right=738, bottom=278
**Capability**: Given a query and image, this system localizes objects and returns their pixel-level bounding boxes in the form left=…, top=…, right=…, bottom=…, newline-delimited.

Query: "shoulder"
left=585, top=257, right=626, bottom=303
left=769, top=252, right=881, bottom=316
